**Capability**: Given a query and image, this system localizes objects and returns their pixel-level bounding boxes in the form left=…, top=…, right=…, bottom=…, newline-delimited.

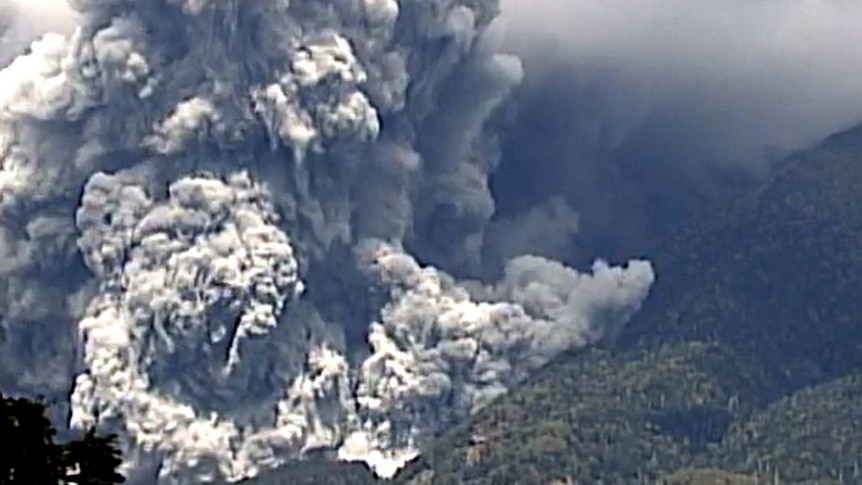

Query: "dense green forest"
left=390, top=343, right=862, bottom=484
left=231, top=460, right=377, bottom=485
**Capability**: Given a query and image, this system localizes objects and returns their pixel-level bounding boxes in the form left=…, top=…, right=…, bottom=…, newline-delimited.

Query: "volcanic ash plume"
left=0, top=0, right=654, bottom=482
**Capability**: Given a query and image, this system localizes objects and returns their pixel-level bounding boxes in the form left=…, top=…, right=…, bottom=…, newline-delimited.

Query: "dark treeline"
left=0, top=392, right=125, bottom=485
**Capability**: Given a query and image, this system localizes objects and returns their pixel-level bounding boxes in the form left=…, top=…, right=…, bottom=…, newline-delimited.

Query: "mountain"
left=712, top=373, right=862, bottom=483
left=389, top=341, right=768, bottom=484
left=618, top=122, right=862, bottom=389
left=375, top=123, right=862, bottom=484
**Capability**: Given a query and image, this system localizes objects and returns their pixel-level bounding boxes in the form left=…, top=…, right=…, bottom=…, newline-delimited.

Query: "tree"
left=0, top=393, right=62, bottom=484
left=0, top=392, right=125, bottom=484
left=61, top=428, right=126, bottom=485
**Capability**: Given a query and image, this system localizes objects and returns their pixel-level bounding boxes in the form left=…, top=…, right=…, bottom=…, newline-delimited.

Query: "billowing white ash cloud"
left=0, top=0, right=654, bottom=482
left=489, top=0, right=862, bottom=266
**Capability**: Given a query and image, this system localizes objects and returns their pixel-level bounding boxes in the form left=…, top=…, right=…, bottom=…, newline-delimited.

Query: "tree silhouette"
left=61, top=428, right=126, bottom=485
left=0, top=392, right=125, bottom=484
left=0, top=393, right=61, bottom=484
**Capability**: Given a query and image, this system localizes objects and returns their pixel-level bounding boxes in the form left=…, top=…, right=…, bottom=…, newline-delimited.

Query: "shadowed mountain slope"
left=383, top=123, right=862, bottom=484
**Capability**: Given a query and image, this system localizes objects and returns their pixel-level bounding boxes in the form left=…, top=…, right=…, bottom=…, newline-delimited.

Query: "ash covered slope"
left=0, top=0, right=653, bottom=483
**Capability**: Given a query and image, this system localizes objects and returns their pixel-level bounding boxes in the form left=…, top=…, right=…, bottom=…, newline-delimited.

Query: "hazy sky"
left=498, top=0, right=862, bottom=163
left=6, top=0, right=862, bottom=161
left=0, top=0, right=75, bottom=64
left=486, top=0, right=862, bottom=265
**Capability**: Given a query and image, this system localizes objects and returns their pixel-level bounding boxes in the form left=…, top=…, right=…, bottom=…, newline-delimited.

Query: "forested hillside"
left=229, top=460, right=377, bottom=485
left=619, top=122, right=862, bottom=388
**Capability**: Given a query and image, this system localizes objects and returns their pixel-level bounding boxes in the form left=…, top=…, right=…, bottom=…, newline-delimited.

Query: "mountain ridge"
left=379, top=121, right=862, bottom=484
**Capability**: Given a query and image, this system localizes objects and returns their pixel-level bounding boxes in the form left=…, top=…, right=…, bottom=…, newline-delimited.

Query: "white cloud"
left=1, top=0, right=76, bottom=66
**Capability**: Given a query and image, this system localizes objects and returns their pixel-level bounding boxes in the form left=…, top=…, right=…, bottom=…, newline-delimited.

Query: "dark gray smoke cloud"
left=0, top=0, right=653, bottom=483
left=485, top=0, right=862, bottom=265
left=5, top=1, right=859, bottom=482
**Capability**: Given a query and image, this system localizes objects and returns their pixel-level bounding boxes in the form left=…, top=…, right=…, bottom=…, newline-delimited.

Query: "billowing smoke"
left=489, top=0, right=862, bottom=265
left=0, top=0, right=653, bottom=483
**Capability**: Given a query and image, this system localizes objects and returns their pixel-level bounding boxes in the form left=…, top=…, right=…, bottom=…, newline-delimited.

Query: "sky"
left=485, top=0, right=862, bottom=265
left=0, top=0, right=75, bottom=64
left=500, top=0, right=862, bottom=156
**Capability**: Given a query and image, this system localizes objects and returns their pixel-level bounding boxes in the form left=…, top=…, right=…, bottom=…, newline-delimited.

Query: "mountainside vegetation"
left=390, top=342, right=762, bottom=484
left=231, top=460, right=377, bottom=485
left=654, top=469, right=756, bottom=485
left=389, top=344, right=862, bottom=484
left=618, top=122, right=862, bottom=389
left=712, top=374, right=862, bottom=483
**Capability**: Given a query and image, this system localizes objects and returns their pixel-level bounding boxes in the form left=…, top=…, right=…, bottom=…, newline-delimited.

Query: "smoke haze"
left=486, top=0, right=862, bottom=264
left=500, top=0, right=862, bottom=154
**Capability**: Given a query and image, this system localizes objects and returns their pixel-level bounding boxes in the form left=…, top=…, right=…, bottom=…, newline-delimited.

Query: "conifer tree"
left=0, top=392, right=125, bottom=485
